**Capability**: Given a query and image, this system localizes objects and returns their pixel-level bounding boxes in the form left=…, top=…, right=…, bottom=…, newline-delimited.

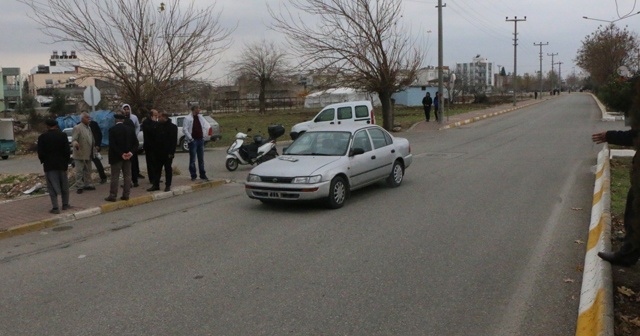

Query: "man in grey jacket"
left=71, top=112, right=95, bottom=194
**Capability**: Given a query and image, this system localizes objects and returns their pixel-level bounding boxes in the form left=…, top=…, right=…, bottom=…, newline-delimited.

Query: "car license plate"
left=268, top=192, right=279, bottom=198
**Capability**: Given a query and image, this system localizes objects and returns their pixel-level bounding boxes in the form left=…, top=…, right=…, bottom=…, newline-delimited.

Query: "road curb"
left=0, top=179, right=227, bottom=240
left=589, top=93, right=624, bottom=122
left=437, top=99, right=546, bottom=130
left=575, top=145, right=614, bottom=336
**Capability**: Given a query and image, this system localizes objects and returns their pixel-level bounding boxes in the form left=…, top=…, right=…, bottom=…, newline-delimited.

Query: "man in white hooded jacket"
left=122, top=104, right=142, bottom=186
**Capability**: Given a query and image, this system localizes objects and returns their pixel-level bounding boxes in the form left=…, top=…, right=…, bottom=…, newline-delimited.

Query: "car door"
left=313, top=108, right=337, bottom=126
left=367, top=127, right=395, bottom=179
left=348, top=129, right=377, bottom=187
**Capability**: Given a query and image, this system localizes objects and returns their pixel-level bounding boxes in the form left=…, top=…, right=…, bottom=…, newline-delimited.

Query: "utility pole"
left=534, top=42, right=548, bottom=99
left=437, top=1, right=446, bottom=124
left=556, top=61, right=563, bottom=93
left=547, top=52, right=558, bottom=93
left=506, top=16, right=526, bottom=106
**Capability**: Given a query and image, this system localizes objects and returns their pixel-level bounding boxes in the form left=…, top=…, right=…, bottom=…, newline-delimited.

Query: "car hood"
left=250, top=155, right=342, bottom=177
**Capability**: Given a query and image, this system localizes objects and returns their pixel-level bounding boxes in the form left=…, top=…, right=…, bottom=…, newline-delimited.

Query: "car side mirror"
left=350, top=147, right=365, bottom=156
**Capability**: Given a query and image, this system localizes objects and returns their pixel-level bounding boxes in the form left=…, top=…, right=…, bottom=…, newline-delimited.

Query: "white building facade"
left=455, top=55, right=495, bottom=93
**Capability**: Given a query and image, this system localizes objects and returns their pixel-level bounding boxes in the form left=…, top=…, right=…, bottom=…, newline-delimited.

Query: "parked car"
left=289, top=100, right=376, bottom=140
left=0, top=118, right=17, bottom=160
left=245, top=124, right=412, bottom=209
left=170, top=115, right=222, bottom=152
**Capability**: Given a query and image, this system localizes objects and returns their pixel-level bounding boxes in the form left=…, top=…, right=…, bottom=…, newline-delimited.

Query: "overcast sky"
left=2, top=0, right=639, bottom=84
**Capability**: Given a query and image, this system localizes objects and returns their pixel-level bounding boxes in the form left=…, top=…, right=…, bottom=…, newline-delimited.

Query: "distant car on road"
left=245, top=124, right=412, bottom=209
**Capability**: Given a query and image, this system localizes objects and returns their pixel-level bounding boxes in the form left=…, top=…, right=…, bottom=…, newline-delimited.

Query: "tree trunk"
left=259, top=82, right=266, bottom=114
left=378, top=91, right=393, bottom=131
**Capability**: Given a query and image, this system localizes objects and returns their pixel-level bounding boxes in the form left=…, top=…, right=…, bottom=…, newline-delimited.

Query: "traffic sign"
left=83, top=86, right=101, bottom=111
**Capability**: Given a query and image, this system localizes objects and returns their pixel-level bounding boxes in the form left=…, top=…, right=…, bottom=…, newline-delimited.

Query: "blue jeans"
left=188, top=139, right=207, bottom=179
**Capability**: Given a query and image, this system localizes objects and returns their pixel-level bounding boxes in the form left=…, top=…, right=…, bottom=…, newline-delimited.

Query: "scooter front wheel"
left=225, top=158, right=239, bottom=171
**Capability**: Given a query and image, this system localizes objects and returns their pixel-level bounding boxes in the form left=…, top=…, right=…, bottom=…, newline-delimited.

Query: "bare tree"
left=19, top=0, right=233, bottom=116
left=269, top=0, right=422, bottom=131
left=229, top=40, right=290, bottom=114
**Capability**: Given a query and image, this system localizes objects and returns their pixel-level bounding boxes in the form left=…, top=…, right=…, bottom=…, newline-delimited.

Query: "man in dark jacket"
left=89, top=117, right=107, bottom=183
left=593, top=129, right=640, bottom=266
left=105, top=113, right=138, bottom=202
left=149, top=111, right=178, bottom=192
left=142, top=109, right=159, bottom=185
left=38, top=119, right=71, bottom=214
left=422, top=92, right=432, bottom=122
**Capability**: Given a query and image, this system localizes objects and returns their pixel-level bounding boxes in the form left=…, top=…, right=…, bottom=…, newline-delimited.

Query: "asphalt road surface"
left=0, top=94, right=610, bottom=335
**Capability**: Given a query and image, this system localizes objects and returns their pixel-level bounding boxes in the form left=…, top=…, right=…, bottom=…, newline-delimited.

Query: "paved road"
left=0, top=94, right=606, bottom=335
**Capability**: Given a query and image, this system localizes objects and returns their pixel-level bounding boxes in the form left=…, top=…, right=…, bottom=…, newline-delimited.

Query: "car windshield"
left=284, top=131, right=351, bottom=156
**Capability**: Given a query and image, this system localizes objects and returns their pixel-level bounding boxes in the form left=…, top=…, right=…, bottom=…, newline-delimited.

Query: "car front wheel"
left=179, top=137, right=189, bottom=152
left=326, top=176, right=347, bottom=209
left=386, top=160, right=404, bottom=187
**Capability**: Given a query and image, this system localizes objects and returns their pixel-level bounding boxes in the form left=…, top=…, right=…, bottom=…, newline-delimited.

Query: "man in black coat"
left=105, top=113, right=138, bottom=202
left=38, top=119, right=71, bottom=214
left=149, top=111, right=178, bottom=192
left=89, top=117, right=107, bottom=183
left=142, top=109, right=159, bottom=185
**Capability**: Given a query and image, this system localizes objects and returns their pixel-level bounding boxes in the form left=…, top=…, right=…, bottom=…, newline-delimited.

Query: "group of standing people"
left=37, top=104, right=181, bottom=211
left=422, top=92, right=442, bottom=122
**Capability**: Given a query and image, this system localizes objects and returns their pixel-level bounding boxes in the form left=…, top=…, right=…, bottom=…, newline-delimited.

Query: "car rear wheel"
left=225, top=158, right=239, bottom=171
left=179, top=137, right=189, bottom=152
left=386, top=160, right=404, bottom=187
left=326, top=176, right=347, bottom=209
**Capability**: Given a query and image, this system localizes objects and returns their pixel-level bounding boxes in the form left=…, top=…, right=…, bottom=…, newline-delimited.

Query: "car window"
left=285, top=131, right=350, bottom=156
left=353, top=130, right=372, bottom=152
left=368, top=128, right=390, bottom=149
left=355, top=105, right=369, bottom=118
left=337, top=107, right=352, bottom=120
left=315, top=109, right=335, bottom=122
left=176, top=117, right=184, bottom=127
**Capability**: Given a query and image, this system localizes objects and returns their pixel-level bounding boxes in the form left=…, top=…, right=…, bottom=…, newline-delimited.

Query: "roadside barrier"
left=575, top=145, right=614, bottom=336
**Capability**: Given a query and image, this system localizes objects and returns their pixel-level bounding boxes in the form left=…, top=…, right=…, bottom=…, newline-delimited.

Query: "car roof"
left=322, top=100, right=373, bottom=109
left=304, top=123, right=381, bottom=133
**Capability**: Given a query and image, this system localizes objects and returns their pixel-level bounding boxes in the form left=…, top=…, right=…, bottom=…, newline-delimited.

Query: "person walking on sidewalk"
left=38, top=119, right=71, bottom=214
left=142, top=109, right=159, bottom=185
left=183, top=105, right=210, bottom=181
left=148, top=111, right=178, bottom=192
left=592, top=128, right=640, bottom=266
left=433, top=92, right=441, bottom=122
left=105, top=113, right=138, bottom=202
left=422, top=92, right=433, bottom=122
left=88, top=114, right=107, bottom=184
left=71, top=112, right=96, bottom=194
left=123, top=103, right=142, bottom=187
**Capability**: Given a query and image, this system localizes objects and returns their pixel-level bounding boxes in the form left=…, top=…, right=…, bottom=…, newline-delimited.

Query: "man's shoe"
left=120, top=196, right=129, bottom=201
left=83, top=186, right=96, bottom=191
left=100, top=178, right=107, bottom=184
left=598, top=250, right=640, bottom=267
left=132, top=183, right=139, bottom=187
left=147, top=185, right=160, bottom=192
left=76, top=189, right=83, bottom=194
left=200, top=176, right=209, bottom=181
left=49, top=208, right=60, bottom=214
left=104, top=196, right=117, bottom=202
left=164, top=186, right=171, bottom=192
left=191, top=177, right=197, bottom=181
left=62, top=204, right=71, bottom=210
left=138, top=174, right=145, bottom=179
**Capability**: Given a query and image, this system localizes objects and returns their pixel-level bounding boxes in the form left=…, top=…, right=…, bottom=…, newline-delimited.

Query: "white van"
left=289, top=101, right=376, bottom=140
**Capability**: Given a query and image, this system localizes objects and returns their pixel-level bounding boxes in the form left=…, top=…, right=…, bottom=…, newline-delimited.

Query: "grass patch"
left=610, top=157, right=632, bottom=216
left=208, top=103, right=500, bottom=148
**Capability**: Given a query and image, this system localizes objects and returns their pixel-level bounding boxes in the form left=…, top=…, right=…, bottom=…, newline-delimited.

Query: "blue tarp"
left=56, top=110, right=116, bottom=146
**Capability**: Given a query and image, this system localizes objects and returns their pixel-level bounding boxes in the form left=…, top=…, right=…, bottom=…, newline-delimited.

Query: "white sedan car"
left=245, top=124, right=412, bottom=209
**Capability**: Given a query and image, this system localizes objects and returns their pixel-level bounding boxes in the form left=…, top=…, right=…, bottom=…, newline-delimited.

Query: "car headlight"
left=247, top=174, right=262, bottom=182
left=292, top=175, right=322, bottom=184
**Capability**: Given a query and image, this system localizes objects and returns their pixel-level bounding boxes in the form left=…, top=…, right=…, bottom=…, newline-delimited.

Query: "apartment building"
left=455, top=55, right=495, bottom=93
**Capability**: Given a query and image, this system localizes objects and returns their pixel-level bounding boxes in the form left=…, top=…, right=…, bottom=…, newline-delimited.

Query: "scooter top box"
left=268, top=124, right=285, bottom=139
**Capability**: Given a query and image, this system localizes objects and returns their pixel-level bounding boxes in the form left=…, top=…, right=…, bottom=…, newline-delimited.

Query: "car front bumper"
left=245, top=180, right=332, bottom=201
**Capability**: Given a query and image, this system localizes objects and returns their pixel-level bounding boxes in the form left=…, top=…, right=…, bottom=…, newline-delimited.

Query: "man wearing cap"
left=38, top=119, right=71, bottom=214
left=105, top=113, right=138, bottom=202
left=71, top=112, right=96, bottom=194
left=183, top=105, right=210, bottom=181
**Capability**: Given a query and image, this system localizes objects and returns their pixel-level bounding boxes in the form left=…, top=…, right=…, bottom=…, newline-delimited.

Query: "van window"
left=176, top=117, right=184, bottom=127
left=337, top=107, right=352, bottom=120
left=315, top=109, right=335, bottom=122
left=355, top=105, right=369, bottom=118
